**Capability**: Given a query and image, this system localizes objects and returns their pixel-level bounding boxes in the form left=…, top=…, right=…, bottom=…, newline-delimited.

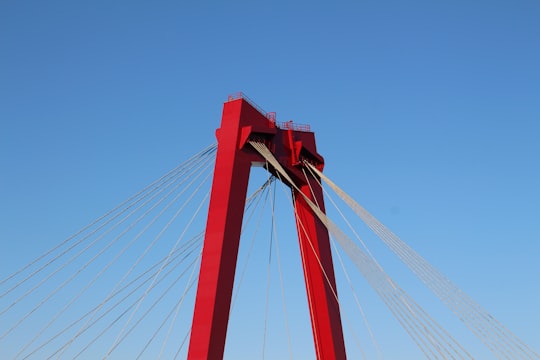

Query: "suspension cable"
left=37, top=156, right=215, bottom=355
left=0, top=145, right=216, bottom=325
left=1, top=143, right=216, bottom=307
left=0, top=143, right=216, bottom=292
left=104, top=173, right=213, bottom=357
left=306, top=162, right=540, bottom=360
left=157, top=250, right=202, bottom=359
left=300, top=167, right=382, bottom=359
left=297, top=168, right=367, bottom=359
left=18, top=234, right=202, bottom=359
left=3, top=145, right=217, bottom=359
left=135, top=250, right=201, bottom=359
left=1, top=156, right=216, bottom=349
left=26, top=239, right=202, bottom=360
left=249, top=141, right=473, bottom=359
left=270, top=179, right=294, bottom=360
left=227, top=176, right=274, bottom=311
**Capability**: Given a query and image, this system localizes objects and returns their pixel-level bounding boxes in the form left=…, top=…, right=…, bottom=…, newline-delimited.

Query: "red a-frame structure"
left=187, top=94, right=346, bottom=359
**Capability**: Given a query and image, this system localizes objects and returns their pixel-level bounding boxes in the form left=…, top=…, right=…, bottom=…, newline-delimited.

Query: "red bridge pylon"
left=187, top=94, right=346, bottom=360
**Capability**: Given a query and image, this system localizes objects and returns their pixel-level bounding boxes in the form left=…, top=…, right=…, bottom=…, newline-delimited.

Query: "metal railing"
left=227, top=92, right=274, bottom=120
left=276, top=120, right=311, bottom=132
left=227, top=93, right=312, bottom=132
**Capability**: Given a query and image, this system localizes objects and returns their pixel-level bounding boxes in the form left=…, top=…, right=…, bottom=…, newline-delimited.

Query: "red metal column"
left=294, top=181, right=347, bottom=360
left=187, top=100, right=253, bottom=360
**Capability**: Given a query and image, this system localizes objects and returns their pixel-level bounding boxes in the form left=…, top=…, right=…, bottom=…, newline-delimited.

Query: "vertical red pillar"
left=294, top=181, right=347, bottom=360
left=187, top=99, right=253, bottom=360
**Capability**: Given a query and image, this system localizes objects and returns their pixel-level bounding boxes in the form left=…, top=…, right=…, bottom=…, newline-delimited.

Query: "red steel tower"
left=187, top=94, right=346, bottom=359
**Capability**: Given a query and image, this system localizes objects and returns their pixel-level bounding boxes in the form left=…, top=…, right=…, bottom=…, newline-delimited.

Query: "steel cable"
left=0, top=144, right=217, bottom=301
left=250, top=141, right=472, bottom=359
left=22, top=238, right=202, bottom=359
left=18, top=155, right=216, bottom=357
left=307, top=162, right=539, bottom=360
left=1, top=151, right=216, bottom=348
left=6, top=145, right=216, bottom=359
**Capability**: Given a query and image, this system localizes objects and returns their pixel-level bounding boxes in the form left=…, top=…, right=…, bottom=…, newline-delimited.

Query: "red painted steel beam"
left=294, top=182, right=347, bottom=360
left=188, top=96, right=346, bottom=360
left=187, top=99, right=262, bottom=360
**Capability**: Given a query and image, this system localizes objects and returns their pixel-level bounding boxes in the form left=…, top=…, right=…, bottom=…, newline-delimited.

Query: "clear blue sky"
left=1, top=1, right=539, bottom=359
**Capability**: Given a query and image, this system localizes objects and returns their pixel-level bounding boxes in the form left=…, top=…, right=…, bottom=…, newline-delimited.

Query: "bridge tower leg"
left=187, top=95, right=346, bottom=360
